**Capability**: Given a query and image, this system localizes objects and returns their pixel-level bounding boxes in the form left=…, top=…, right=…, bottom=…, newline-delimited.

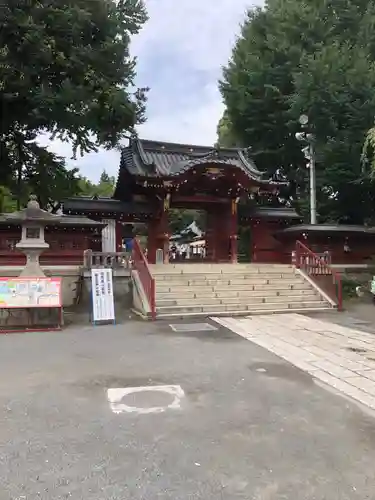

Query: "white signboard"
left=91, top=269, right=115, bottom=324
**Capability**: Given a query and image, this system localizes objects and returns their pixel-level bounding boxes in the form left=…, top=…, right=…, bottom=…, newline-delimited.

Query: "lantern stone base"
left=16, top=245, right=49, bottom=277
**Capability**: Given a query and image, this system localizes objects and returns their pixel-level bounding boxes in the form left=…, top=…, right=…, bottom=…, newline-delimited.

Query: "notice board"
left=91, top=269, right=115, bottom=324
left=0, top=277, right=62, bottom=308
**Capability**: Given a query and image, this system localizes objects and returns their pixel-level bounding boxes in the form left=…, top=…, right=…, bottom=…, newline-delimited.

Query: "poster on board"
left=0, top=277, right=62, bottom=308
left=91, top=268, right=115, bottom=324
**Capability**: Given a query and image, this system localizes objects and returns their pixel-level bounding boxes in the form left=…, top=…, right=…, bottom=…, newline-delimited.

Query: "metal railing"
left=295, top=240, right=342, bottom=310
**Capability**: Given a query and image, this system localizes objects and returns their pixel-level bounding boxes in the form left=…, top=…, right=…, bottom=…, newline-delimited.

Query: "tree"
left=0, top=0, right=148, bottom=188
left=1, top=139, right=83, bottom=212
left=216, top=111, right=237, bottom=148
left=24, top=149, right=82, bottom=212
left=0, top=186, right=16, bottom=213
left=220, top=0, right=375, bottom=223
left=78, top=170, right=116, bottom=198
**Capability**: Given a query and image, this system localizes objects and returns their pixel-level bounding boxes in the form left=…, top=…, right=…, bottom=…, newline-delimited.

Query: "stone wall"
left=81, top=269, right=132, bottom=314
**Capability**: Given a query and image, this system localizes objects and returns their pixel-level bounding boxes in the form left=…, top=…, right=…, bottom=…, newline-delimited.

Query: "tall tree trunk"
left=16, top=162, right=22, bottom=210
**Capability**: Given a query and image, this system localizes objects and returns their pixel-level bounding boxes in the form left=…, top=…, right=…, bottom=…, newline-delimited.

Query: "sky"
left=40, top=0, right=263, bottom=182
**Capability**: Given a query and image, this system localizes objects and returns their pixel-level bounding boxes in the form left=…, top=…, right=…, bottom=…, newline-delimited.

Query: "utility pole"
left=296, top=115, right=317, bottom=224
left=309, top=139, right=317, bottom=225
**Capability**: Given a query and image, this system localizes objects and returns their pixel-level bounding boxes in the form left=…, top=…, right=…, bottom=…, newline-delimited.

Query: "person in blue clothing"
left=124, top=237, right=133, bottom=252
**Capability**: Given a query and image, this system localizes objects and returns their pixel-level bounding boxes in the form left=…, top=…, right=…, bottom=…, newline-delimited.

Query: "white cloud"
left=139, top=84, right=224, bottom=145
left=44, top=0, right=263, bottom=181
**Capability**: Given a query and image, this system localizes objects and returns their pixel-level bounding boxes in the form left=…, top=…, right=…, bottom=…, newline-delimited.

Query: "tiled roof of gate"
left=61, top=197, right=153, bottom=215
left=0, top=212, right=104, bottom=227
left=120, top=138, right=265, bottom=180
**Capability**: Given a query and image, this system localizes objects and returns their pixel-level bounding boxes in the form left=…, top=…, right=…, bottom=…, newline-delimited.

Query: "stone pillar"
left=102, top=219, right=116, bottom=252
left=115, top=221, right=123, bottom=252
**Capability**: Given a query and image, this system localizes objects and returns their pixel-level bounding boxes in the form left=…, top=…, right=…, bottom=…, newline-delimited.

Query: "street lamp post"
left=296, top=115, right=317, bottom=225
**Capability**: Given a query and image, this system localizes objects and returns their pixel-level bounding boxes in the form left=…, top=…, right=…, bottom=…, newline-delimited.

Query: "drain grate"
left=169, top=323, right=218, bottom=332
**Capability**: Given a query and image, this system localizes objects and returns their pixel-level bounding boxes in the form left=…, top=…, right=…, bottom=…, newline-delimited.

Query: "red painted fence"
left=295, top=240, right=343, bottom=311
left=132, top=238, right=156, bottom=320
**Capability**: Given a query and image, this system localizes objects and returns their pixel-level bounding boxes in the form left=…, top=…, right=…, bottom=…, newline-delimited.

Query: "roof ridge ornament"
left=134, top=137, right=153, bottom=166
left=238, top=149, right=264, bottom=176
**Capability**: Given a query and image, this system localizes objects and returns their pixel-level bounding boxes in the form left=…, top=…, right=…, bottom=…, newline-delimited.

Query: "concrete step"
left=156, top=300, right=331, bottom=316
left=154, top=272, right=296, bottom=281
left=156, top=293, right=320, bottom=307
left=151, top=264, right=293, bottom=273
left=156, top=286, right=314, bottom=300
left=155, top=305, right=334, bottom=319
left=155, top=283, right=312, bottom=294
left=155, top=277, right=306, bottom=289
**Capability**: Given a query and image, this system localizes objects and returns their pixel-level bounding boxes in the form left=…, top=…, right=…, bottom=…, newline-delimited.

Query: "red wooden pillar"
left=210, top=205, right=232, bottom=262
left=250, top=218, right=284, bottom=263
left=159, top=209, right=170, bottom=264
left=205, top=210, right=217, bottom=262
left=147, top=205, right=170, bottom=264
left=207, top=208, right=225, bottom=262
left=230, top=200, right=238, bottom=263
left=250, top=219, right=261, bottom=262
left=147, top=219, right=157, bottom=264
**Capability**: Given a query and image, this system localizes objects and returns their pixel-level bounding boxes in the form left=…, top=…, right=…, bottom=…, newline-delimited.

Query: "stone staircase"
left=150, top=263, right=334, bottom=319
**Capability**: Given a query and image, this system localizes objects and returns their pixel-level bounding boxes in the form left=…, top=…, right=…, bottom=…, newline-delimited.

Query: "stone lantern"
left=4, top=195, right=63, bottom=277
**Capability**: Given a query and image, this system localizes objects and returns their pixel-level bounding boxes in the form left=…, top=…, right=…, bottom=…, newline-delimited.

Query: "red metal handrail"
left=295, top=240, right=343, bottom=311
left=132, top=239, right=156, bottom=320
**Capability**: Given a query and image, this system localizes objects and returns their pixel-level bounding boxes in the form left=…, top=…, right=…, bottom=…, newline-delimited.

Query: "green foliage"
left=0, top=186, right=16, bottom=213
left=363, top=128, right=375, bottom=173
left=220, top=0, right=375, bottom=224
left=78, top=170, right=116, bottom=198
left=0, top=0, right=148, bottom=205
left=1, top=138, right=83, bottom=212
left=216, top=111, right=237, bottom=148
left=168, top=209, right=205, bottom=236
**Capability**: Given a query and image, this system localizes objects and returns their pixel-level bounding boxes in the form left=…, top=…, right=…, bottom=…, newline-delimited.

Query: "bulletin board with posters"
left=91, top=268, right=115, bottom=325
left=0, top=277, right=63, bottom=332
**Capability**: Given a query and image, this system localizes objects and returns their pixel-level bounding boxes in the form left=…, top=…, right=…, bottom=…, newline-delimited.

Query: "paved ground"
left=213, top=313, right=375, bottom=410
left=2, top=319, right=375, bottom=499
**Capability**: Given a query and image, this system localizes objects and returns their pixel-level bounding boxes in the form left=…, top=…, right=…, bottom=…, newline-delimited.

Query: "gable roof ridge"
left=238, top=149, right=264, bottom=177
left=133, top=137, right=154, bottom=167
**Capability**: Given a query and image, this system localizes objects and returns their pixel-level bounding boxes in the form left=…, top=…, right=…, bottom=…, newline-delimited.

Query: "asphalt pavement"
left=1, top=319, right=375, bottom=499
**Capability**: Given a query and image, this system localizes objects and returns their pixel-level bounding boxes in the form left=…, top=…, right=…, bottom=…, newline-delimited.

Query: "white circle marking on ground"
left=107, top=385, right=185, bottom=415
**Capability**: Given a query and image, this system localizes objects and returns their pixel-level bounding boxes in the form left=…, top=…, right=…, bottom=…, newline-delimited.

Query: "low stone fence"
left=83, top=250, right=132, bottom=270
